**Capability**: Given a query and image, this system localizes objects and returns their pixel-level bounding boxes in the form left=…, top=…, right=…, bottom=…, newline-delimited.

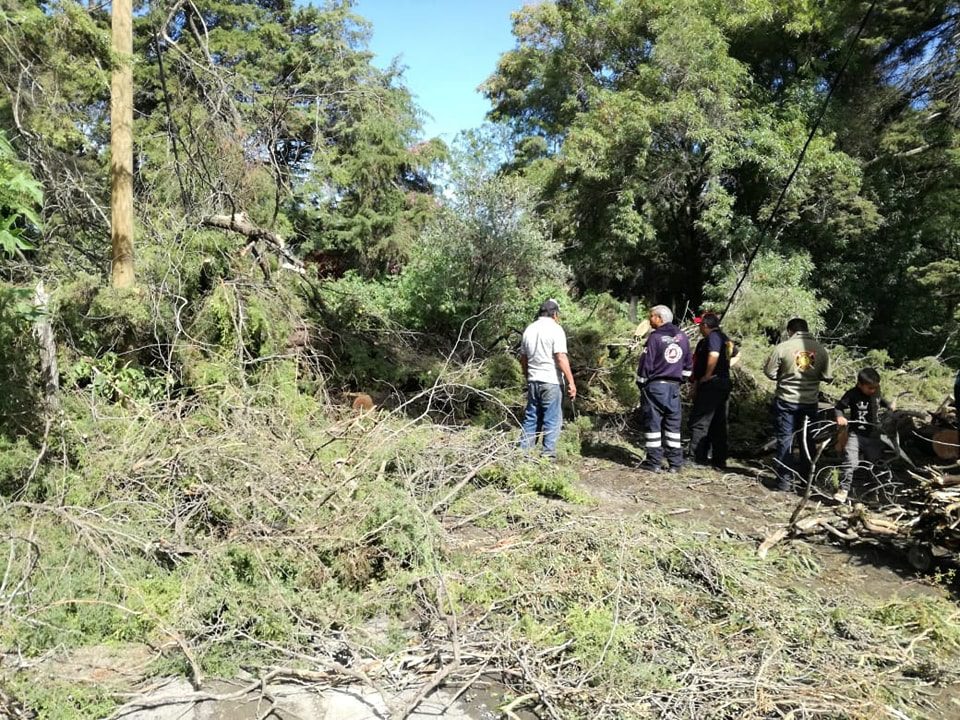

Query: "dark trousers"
left=641, top=381, right=683, bottom=468
left=688, top=378, right=730, bottom=467
left=772, top=398, right=818, bottom=489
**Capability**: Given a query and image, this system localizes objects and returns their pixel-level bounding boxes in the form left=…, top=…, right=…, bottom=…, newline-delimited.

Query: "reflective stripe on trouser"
left=641, top=382, right=683, bottom=468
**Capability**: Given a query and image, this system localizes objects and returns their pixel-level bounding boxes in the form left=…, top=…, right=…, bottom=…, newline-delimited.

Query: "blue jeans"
left=772, top=398, right=818, bottom=488
left=520, top=381, right=563, bottom=457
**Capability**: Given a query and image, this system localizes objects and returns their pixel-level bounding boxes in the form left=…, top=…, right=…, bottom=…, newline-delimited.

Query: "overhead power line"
left=719, top=0, right=879, bottom=322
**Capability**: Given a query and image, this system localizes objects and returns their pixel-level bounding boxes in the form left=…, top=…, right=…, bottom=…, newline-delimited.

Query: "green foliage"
left=564, top=605, right=646, bottom=686
left=6, top=677, right=116, bottom=720
left=0, top=435, right=35, bottom=495
left=54, top=277, right=153, bottom=358
left=0, top=129, right=44, bottom=438
left=133, top=0, right=441, bottom=274
left=906, top=257, right=960, bottom=358
left=556, top=415, right=593, bottom=461
left=484, top=354, right=523, bottom=389
left=871, top=598, right=960, bottom=650
left=704, top=250, right=828, bottom=337
left=355, top=479, right=440, bottom=576
left=398, top=170, right=567, bottom=347
left=486, top=0, right=958, bottom=361
left=0, top=283, right=42, bottom=439
left=510, top=461, right=587, bottom=503
left=0, top=129, right=41, bottom=255
left=557, top=292, right=638, bottom=411
left=485, top=0, right=878, bottom=310
left=65, top=352, right=170, bottom=403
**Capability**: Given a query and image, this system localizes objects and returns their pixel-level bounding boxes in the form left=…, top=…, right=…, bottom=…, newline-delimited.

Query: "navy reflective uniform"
left=636, top=322, right=692, bottom=469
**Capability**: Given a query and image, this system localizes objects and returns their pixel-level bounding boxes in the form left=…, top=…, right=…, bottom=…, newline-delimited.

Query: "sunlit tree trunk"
left=110, top=0, right=135, bottom=288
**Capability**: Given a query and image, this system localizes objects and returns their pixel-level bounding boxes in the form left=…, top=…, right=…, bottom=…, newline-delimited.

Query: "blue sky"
left=353, top=0, right=528, bottom=141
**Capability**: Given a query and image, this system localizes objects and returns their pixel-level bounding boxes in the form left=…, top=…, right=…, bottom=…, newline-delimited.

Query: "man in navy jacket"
left=636, top=305, right=692, bottom=472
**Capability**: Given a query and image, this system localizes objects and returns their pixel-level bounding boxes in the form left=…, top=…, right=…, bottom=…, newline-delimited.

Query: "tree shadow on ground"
left=581, top=437, right=642, bottom=467
left=817, top=534, right=960, bottom=603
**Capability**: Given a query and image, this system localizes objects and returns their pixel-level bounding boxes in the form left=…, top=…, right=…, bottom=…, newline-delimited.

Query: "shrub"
left=704, top=250, right=829, bottom=338
left=485, top=354, right=523, bottom=389
left=397, top=173, right=568, bottom=347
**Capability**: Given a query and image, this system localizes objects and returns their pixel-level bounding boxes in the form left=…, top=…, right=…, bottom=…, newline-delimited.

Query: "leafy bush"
left=704, top=250, right=829, bottom=338
left=485, top=353, right=523, bottom=389
left=398, top=173, right=567, bottom=347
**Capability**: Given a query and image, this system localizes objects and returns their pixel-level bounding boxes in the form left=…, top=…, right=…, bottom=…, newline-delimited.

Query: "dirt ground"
left=576, top=450, right=955, bottom=598
left=574, top=451, right=960, bottom=718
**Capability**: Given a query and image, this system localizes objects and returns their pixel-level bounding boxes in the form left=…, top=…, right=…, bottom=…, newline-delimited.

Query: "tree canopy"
left=485, top=0, right=960, bottom=357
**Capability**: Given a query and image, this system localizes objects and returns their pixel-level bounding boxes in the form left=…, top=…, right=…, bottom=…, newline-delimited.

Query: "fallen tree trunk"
left=201, top=213, right=304, bottom=273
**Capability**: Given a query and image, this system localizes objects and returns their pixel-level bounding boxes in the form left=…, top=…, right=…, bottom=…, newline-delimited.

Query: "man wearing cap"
left=519, top=299, right=577, bottom=458
left=688, top=313, right=734, bottom=469
left=636, top=305, right=692, bottom=472
left=764, top=317, right=833, bottom=491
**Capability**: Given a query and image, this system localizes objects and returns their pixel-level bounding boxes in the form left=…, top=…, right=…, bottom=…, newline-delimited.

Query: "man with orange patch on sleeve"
left=764, top=318, right=832, bottom=492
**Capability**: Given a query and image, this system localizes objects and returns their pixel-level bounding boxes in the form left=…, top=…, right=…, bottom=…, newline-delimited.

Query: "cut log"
left=757, top=528, right=788, bottom=559
left=931, top=429, right=959, bottom=460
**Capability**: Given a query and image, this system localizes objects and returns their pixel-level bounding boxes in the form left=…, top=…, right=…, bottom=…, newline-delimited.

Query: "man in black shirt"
left=688, top=313, right=735, bottom=469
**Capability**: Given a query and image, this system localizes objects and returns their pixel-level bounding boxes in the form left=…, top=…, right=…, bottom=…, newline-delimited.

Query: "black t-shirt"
left=835, top=386, right=889, bottom=433
left=692, top=330, right=732, bottom=381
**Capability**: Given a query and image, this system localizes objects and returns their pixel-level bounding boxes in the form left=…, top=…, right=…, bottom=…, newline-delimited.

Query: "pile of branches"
left=3, top=372, right=960, bottom=719
left=781, top=464, right=960, bottom=569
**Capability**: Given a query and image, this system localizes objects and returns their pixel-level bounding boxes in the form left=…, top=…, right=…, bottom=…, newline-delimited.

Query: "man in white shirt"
left=519, top=299, right=577, bottom=458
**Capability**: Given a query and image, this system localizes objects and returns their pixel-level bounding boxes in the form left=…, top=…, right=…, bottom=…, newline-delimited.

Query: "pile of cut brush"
left=756, top=397, right=960, bottom=570
left=774, top=463, right=960, bottom=571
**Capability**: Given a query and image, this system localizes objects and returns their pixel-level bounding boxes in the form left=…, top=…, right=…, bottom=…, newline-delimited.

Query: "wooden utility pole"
left=110, top=0, right=135, bottom=288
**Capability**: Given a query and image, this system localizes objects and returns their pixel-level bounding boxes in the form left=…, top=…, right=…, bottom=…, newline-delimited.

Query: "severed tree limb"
left=501, top=692, right=539, bottom=720
left=241, top=240, right=271, bottom=281
left=789, top=419, right=831, bottom=527
left=33, top=281, right=59, bottom=413
left=394, top=573, right=463, bottom=719
left=202, top=212, right=304, bottom=273
left=820, top=521, right=859, bottom=542
left=757, top=528, right=789, bottom=559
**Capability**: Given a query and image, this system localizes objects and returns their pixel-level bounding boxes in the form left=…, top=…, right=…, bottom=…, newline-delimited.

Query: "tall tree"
left=0, top=0, right=441, bottom=280
left=110, top=0, right=135, bottom=287
left=484, top=0, right=877, bottom=309
left=135, top=0, right=443, bottom=274
left=485, top=0, right=960, bottom=357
